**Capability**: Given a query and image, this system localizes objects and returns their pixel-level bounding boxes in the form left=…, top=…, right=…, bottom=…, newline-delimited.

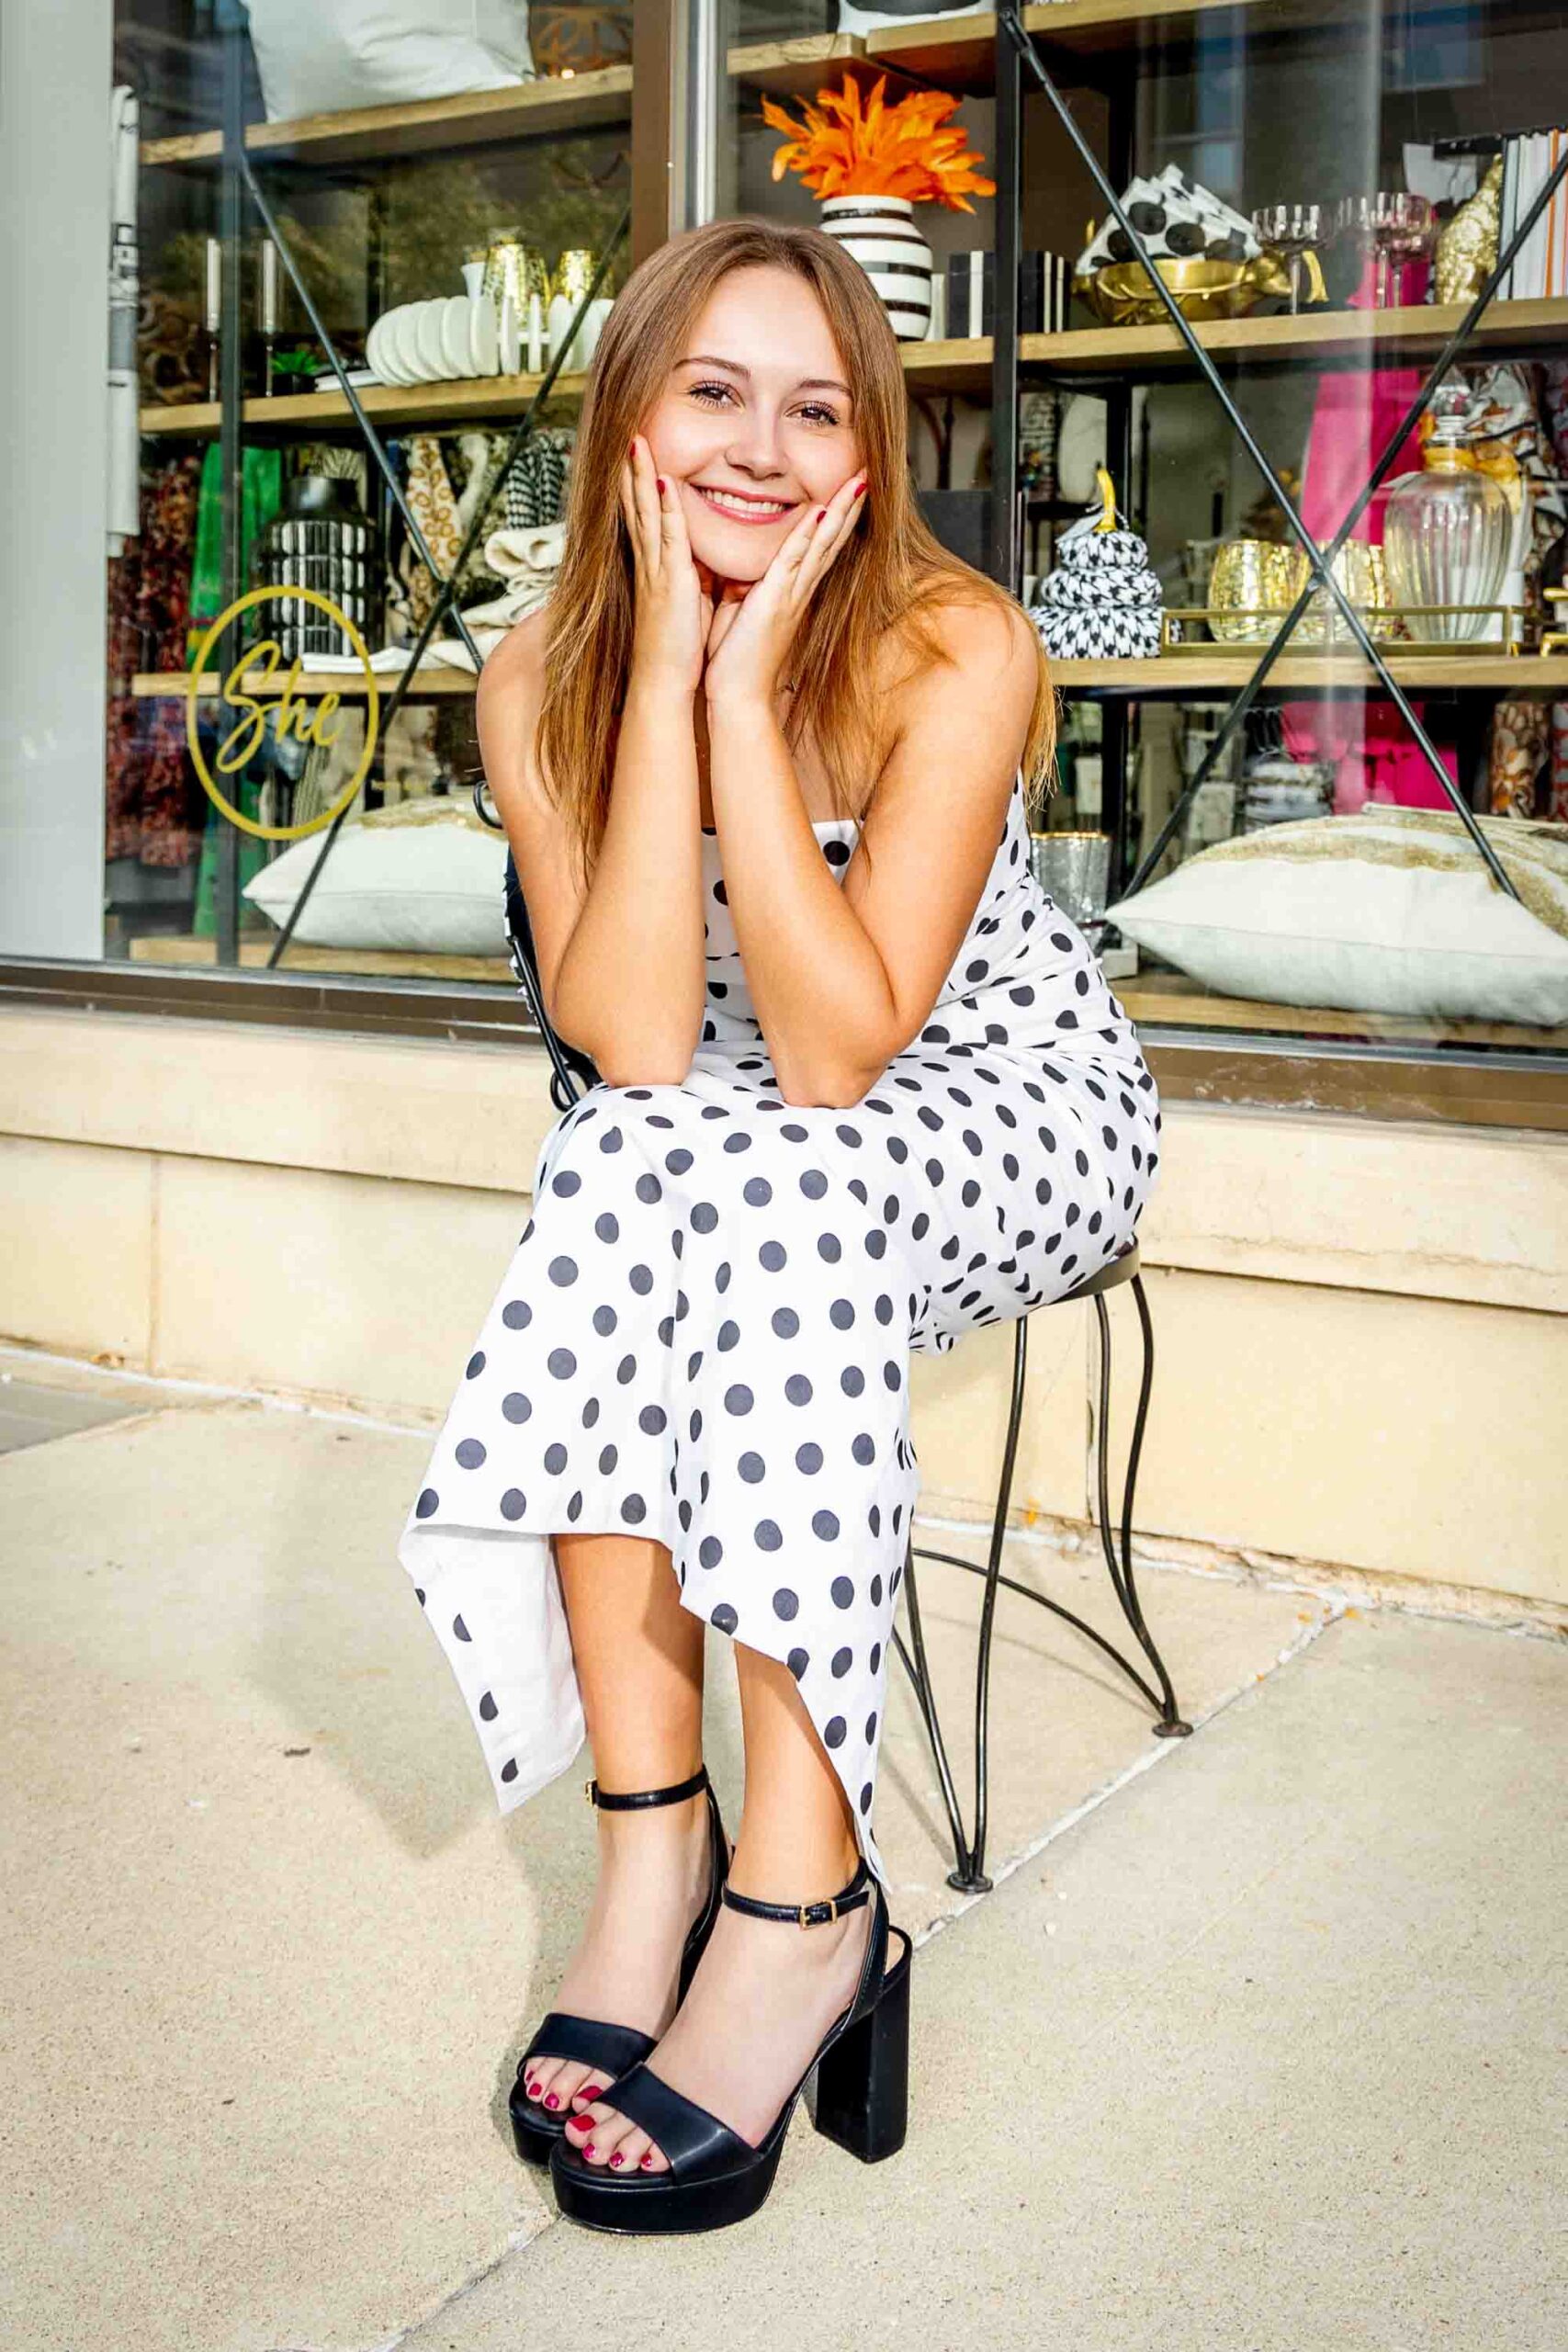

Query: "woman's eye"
left=687, top=384, right=840, bottom=427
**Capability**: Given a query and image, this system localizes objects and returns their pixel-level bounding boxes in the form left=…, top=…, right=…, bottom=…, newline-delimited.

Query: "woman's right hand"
left=619, top=436, right=713, bottom=698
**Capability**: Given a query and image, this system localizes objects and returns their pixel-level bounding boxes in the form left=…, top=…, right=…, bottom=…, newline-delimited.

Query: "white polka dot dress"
left=397, top=769, right=1159, bottom=1892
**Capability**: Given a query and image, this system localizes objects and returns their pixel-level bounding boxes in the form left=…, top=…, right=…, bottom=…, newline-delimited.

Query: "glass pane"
left=716, top=0, right=1568, bottom=1075
left=74, top=3, right=631, bottom=986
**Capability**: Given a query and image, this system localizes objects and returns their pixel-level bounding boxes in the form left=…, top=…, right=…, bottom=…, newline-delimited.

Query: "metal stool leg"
left=1092, top=1277, right=1190, bottom=1739
left=893, top=1273, right=1190, bottom=1897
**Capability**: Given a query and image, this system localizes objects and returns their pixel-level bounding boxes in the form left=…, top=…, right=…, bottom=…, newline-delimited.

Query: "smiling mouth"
left=691, top=483, right=796, bottom=523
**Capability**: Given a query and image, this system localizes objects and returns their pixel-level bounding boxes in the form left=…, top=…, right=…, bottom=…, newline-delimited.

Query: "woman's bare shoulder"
left=476, top=601, right=551, bottom=723
left=872, top=588, right=1036, bottom=741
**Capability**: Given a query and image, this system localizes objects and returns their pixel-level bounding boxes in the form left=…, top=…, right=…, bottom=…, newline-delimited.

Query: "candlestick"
left=258, top=239, right=280, bottom=397
left=205, top=235, right=221, bottom=399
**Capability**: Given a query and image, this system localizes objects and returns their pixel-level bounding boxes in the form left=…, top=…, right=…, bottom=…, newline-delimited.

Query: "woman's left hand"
left=702, top=469, right=866, bottom=709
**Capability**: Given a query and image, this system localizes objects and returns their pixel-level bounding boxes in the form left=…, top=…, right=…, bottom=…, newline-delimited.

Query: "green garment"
left=186, top=443, right=283, bottom=655
left=187, top=446, right=282, bottom=937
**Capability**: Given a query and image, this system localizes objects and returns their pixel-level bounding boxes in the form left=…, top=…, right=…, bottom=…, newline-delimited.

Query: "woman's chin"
left=685, top=514, right=779, bottom=583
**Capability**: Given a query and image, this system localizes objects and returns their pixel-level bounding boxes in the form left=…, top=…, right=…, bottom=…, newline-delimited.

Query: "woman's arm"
left=478, top=451, right=710, bottom=1087
left=707, top=597, right=1040, bottom=1107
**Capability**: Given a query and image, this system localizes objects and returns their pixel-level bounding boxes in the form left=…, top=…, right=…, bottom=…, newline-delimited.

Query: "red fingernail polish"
left=855, top=478, right=867, bottom=496
left=629, top=438, right=637, bottom=458
left=657, top=476, right=668, bottom=493
left=609, top=2151, right=625, bottom=2168
left=817, top=507, right=827, bottom=521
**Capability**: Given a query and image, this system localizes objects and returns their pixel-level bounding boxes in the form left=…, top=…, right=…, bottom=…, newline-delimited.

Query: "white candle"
left=259, top=239, right=280, bottom=334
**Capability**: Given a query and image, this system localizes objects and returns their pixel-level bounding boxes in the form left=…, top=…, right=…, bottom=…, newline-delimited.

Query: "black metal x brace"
left=234, top=153, right=629, bottom=966
left=999, top=1, right=1567, bottom=905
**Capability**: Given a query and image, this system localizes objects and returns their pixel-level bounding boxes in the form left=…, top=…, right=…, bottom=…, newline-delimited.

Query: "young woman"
left=398, top=216, right=1160, bottom=2234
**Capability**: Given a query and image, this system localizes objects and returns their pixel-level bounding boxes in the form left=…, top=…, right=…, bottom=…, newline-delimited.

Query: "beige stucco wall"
left=3, top=1004, right=1564, bottom=1610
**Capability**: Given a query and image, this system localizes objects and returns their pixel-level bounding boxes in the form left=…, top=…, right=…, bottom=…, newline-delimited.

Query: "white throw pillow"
left=1105, top=808, right=1568, bottom=1027
left=243, top=801, right=510, bottom=955
left=245, top=0, right=533, bottom=122
left=833, top=2, right=988, bottom=32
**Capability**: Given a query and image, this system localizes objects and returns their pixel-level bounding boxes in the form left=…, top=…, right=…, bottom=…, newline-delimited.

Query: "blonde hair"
left=535, top=214, right=1055, bottom=882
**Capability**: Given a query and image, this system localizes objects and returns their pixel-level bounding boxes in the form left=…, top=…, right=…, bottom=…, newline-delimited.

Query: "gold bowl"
left=1081, top=250, right=1296, bottom=326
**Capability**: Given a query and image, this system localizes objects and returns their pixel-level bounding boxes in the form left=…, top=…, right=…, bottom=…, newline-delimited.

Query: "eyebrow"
left=677, top=353, right=853, bottom=401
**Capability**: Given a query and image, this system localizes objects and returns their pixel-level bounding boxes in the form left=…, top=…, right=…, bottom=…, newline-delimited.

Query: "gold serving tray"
left=1161, top=605, right=1525, bottom=654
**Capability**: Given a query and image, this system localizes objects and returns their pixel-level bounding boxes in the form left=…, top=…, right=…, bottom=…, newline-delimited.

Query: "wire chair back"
left=474, top=777, right=601, bottom=1114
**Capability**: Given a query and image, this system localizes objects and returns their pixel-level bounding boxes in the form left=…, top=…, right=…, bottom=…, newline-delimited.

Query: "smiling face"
left=638, top=263, right=863, bottom=583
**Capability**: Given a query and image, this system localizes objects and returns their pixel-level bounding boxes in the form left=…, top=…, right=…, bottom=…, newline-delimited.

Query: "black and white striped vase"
left=817, top=194, right=933, bottom=342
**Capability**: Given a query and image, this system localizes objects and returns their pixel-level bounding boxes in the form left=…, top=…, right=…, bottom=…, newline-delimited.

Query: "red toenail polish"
left=544, top=2093, right=559, bottom=2109
left=609, top=2151, right=625, bottom=2167
left=525, top=2081, right=540, bottom=2097
left=639, top=2152, right=655, bottom=2168
left=584, top=2141, right=597, bottom=2158
left=581, top=2086, right=603, bottom=2101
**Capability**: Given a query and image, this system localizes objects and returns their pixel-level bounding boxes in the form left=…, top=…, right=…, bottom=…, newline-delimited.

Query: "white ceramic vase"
left=817, top=193, right=934, bottom=341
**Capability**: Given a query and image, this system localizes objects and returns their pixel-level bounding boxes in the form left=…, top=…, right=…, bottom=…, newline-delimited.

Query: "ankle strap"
left=584, top=1764, right=710, bottom=1811
left=720, top=1855, right=872, bottom=1928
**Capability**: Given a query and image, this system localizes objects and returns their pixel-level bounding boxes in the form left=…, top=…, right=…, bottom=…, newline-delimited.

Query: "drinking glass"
left=1252, top=203, right=1324, bottom=313
left=1335, top=193, right=1436, bottom=308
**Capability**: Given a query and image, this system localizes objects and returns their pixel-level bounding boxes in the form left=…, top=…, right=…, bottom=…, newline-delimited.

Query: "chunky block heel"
left=550, top=1856, right=912, bottom=2233
left=810, top=1924, right=911, bottom=2163
left=509, top=1765, right=729, bottom=2168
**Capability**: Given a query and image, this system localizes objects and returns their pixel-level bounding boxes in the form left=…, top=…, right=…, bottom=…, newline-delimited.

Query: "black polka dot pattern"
left=398, top=767, right=1160, bottom=1894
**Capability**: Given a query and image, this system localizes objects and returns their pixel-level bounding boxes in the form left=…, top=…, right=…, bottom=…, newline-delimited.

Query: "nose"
left=724, top=401, right=787, bottom=480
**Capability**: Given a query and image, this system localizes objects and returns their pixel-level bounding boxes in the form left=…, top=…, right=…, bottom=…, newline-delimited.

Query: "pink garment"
left=1283, top=295, right=1454, bottom=809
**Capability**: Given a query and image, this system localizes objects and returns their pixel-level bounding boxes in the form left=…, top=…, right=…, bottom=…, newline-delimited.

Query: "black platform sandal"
left=509, top=1764, right=730, bottom=2168
left=548, top=1854, right=912, bottom=2233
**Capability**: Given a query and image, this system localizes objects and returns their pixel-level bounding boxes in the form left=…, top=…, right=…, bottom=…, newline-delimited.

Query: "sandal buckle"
left=798, top=1894, right=838, bottom=1928
left=583, top=1777, right=596, bottom=1804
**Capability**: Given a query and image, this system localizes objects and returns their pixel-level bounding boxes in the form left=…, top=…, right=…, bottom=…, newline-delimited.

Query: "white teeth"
left=699, top=488, right=791, bottom=518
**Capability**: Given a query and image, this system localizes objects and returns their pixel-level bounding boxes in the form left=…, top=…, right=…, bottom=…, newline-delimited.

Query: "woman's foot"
left=521, top=1789, right=720, bottom=2119
left=562, top=1841, right=873, bottom=2171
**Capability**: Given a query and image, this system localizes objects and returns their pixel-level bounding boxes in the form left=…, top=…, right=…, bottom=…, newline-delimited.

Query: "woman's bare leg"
left=563, top=1642, right=874, bottom=2172
left=520, top=1532, right=716, bottom=2118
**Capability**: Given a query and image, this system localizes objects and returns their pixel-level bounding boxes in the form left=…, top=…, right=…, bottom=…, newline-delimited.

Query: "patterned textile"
left=1489, top=699, right=1552, bottom=819
left=106, top=452, right=202, bottom=866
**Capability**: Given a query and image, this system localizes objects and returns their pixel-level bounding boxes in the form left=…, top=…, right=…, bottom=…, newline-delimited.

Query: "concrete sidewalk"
left=3, top=1346, right=1562, bottom=2352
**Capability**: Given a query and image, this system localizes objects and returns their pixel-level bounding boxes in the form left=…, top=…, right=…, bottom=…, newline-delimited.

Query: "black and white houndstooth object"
left=1030, top=510, right=1164, bottom=661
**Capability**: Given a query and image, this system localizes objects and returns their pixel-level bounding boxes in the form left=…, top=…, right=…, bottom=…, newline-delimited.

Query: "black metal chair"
left=486, top=806, right=1190, bottom=1896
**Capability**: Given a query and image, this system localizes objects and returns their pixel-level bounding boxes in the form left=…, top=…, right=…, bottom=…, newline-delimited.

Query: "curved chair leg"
left=892, top=1276, right=1190, bottom=1901
left=1092, top=1277, right=1190, bottom=1739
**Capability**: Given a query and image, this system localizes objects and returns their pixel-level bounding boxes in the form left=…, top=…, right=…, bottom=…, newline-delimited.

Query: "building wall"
left=3, top=1005, right=1564, bottom=1611
left=0, top=0, right=111, bottom=959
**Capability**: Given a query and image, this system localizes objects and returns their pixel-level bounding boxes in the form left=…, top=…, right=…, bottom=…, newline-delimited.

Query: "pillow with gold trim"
left=1106, top=808, right=1568, bottom=1027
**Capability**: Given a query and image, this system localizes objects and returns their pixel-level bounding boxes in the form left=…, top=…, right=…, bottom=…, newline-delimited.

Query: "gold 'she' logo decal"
left=185, top=585, right=379, bottom=841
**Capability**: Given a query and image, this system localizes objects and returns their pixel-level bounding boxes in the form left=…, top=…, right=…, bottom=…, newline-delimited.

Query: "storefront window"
left=2, top=0, right=1566, bottom=1107
left=717, top=0, right=1568, bottom=1086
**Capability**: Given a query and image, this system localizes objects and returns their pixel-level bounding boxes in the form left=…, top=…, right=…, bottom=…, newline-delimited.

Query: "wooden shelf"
left=1019, top=298, right=1568, bottom=382
left=863, top=0, right=1559, bottom=84
left=133, top=669, right=474, bottom=699
left=138, top=653, right=1568, bottom=703
left=1049, top=651, right=1568, bottom=695
left=127, top=935, right=512, bottom=982
left=139, top=366, right=589, bottom=438
left=140, top=64, right=632, bottom=167
left=1121, top=973, right=1568, bottom=1052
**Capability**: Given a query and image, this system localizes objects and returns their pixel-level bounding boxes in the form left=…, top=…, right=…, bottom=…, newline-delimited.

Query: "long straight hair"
left=535, top=214, right=1055, bottom=884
